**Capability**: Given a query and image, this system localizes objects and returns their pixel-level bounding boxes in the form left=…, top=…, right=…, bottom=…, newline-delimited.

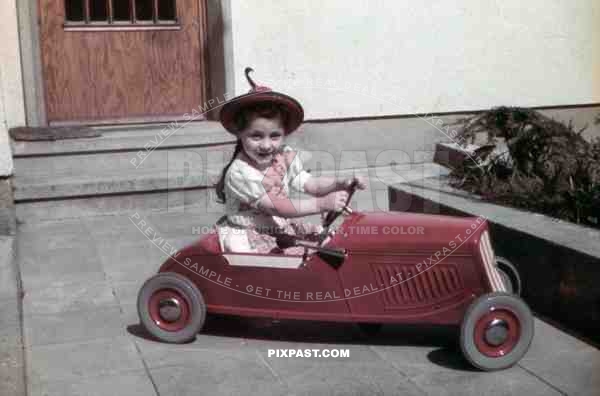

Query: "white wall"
left=0, top=90, right=13, bottom=177
left=229, top=0, right=600, bottom=119
left=0, top=0, right=25, bottom=176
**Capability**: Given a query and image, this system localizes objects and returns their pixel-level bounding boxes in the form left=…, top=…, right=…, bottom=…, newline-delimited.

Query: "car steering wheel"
left=322, top=180, right=359, bottom=230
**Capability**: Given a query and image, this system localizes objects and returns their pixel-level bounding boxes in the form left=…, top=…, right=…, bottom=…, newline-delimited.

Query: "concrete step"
left=13, top=117, right=447, bottom=201
left=13, top=144, right=236, bottom=201
left=15, top=163, right=449, bottom=223
left=14, top=150, right=442, bottom=202
left=11, top=121, right=235, bottom=157
left=12, top=117, right=445, bottom=159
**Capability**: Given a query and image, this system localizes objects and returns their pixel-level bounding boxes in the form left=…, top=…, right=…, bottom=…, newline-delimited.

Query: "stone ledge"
left=390, top=176, right=600, bottom=258
left=388, top=176, right=600, bottom=346
left=433, top=142, right=479, bottom=169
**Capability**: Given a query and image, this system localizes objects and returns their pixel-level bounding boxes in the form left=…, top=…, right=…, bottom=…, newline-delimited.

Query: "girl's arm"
left=304, top=175, right=368, bottom=197
left=255, top=190, right=349, bottom=218
left=303, top=176, right=343, bottom=197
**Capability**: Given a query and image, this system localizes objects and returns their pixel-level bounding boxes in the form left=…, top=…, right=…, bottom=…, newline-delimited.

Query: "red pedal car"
left=137, top=184, right=533, bottom=371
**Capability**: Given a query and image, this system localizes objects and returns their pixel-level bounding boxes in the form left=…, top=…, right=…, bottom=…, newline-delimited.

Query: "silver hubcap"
left=158, top=298, right=181, bottom=322
left=484, top=318, right=509, bottom=346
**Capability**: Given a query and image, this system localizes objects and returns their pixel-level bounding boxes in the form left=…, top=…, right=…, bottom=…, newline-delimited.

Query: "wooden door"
left=39, top=0, right=208, bottom=125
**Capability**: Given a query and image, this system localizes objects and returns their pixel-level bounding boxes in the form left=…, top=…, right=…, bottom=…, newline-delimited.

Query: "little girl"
left=215, top=68, right=366, bottom=254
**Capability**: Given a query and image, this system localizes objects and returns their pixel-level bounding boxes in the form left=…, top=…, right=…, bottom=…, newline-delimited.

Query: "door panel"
left=39, top=0, right=207, bottom=124
left=211, top=254, right=350, bottom=321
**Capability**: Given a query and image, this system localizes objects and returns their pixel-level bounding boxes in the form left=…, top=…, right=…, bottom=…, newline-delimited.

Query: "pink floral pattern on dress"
left=261, top=149, right=295, bottom=199
left=243, top=149, right=322, bottom=255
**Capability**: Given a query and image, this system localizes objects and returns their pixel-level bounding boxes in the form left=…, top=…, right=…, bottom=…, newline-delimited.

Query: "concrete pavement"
left=0, top=236, right=25, bottom=396
left=9, top=117, right=600, bottom=395
left=14, top=184, right=600, bottom=396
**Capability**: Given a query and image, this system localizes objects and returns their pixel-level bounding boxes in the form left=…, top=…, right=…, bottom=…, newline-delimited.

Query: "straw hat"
left=219, top=67, right=304, bottom=135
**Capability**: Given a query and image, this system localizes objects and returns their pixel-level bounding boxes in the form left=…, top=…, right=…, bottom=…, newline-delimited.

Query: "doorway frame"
left=18, top=0, right=227, bottom=127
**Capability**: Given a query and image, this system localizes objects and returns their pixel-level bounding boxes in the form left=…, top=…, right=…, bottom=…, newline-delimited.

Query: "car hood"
left=335, top=212, right=487, bottom=254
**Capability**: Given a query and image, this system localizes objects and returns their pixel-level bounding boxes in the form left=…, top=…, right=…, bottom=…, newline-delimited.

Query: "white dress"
left=218, top=145, right=314, bottom=253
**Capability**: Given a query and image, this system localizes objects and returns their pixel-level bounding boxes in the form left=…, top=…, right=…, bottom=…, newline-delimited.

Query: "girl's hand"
left=318, top=191, right=349, bottom=212
left=340, top=176, right=368, bottom=191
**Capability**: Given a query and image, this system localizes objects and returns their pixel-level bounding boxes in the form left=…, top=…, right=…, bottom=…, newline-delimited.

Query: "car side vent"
left=373, top=264, right=463, bottom=307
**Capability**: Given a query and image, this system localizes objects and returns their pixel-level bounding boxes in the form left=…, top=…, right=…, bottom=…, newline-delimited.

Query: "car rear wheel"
left=137, top=272, right=206, bottom=343
left=496, top=257, right=522, bottom=295
left=460, top=292, right=533, bottom=371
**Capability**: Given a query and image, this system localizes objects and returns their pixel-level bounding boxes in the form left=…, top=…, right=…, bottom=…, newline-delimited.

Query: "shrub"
left=449, top=107, right=600, bottom=228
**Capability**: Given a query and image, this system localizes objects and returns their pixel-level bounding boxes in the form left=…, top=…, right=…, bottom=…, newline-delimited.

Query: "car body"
left=138, top=210, right=534, bottom=371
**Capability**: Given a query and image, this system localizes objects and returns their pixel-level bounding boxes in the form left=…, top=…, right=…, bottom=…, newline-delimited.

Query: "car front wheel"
left=460, top=292, right=533, bottom=371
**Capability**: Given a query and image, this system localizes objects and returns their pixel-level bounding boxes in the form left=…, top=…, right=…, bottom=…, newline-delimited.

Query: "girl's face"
left=239, top=115, right=285, bottom=169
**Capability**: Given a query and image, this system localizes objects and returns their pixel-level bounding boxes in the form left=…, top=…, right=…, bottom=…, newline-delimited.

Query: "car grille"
left=374, top=264, right=463, bottom=306
left=479, top=230, right=506, bottom=292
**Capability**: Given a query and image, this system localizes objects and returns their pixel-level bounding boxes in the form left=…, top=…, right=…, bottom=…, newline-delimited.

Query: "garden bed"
left=436, top=107, right=600, bottom=230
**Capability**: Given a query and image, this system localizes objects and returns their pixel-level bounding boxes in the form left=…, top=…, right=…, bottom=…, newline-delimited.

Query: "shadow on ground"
left=127, top=313, right=475, bottom=371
